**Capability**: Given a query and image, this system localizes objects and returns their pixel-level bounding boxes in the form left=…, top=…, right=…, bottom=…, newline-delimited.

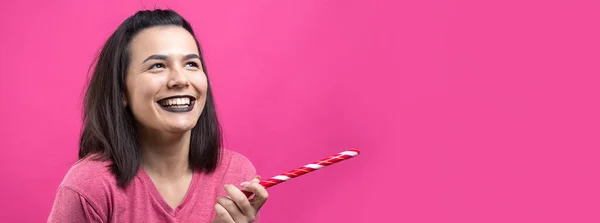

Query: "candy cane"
left=243, top=148, right=360, bottom=197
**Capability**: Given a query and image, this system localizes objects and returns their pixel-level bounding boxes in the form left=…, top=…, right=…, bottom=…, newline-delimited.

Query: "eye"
left=185, top=62, right=200, bottom=68
left=149, top=63, right=165, bottom=70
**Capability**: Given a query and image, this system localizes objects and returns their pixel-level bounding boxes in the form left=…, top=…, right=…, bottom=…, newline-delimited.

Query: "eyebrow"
left=142, top=54, right=201, bottom=63
left=183, top=54, right=201, bottom=61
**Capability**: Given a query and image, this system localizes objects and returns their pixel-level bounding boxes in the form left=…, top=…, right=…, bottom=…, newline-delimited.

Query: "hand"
left=212, top=176, right=269, bottom=223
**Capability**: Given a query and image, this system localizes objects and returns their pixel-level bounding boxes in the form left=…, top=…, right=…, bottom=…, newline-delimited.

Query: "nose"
left=167, top=67, right=189, bottom=89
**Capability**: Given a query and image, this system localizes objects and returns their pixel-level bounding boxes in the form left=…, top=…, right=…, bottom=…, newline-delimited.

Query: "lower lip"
left=157, top=100, right=196, bottom=113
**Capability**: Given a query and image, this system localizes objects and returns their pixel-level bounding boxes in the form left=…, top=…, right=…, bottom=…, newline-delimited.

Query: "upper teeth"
left=162, top=97, right=191, bottom=106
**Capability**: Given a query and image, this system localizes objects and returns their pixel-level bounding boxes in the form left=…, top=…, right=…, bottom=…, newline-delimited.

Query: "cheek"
left=191, top=73, right=209, bottom=93
left=127, top=77, right=163, bottom=105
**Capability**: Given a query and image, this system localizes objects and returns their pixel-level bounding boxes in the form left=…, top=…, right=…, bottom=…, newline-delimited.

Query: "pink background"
left=1, top=0, right=599, bottom=222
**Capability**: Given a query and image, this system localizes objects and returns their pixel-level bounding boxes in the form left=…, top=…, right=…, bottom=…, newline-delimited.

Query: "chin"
left=166, top=122, right=197, bottom=133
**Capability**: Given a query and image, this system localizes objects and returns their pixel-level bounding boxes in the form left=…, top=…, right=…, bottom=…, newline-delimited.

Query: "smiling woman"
left=47, top=9, right=268, bottom=223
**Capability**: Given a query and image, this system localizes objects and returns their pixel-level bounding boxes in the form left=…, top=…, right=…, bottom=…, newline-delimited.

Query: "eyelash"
left=148, top=62, right=200, bottom=70
left=149, top=63, right=165, bottom=70
left=185, top=62, right=200, bottom=68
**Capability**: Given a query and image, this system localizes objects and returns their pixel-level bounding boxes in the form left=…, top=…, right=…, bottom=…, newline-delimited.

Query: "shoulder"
left=50, top=155, right=116, bottom=222
left=215, top=148, right=258, bottom=182
left=59, top=154, right=117, bottom=190
left=57, top=155, right=118, bottom=206
left=219, top=148, right=257, bottom=172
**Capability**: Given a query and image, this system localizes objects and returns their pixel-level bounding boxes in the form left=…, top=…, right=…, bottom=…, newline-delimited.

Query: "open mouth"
left=156, top=95, right=196, bottom=112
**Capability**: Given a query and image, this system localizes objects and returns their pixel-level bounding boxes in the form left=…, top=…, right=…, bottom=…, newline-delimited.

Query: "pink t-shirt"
left=47, top=149, right=260, bottom=222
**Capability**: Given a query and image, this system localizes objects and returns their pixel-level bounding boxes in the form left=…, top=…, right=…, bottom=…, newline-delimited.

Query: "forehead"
left=129, top=26, right=199, bottom=61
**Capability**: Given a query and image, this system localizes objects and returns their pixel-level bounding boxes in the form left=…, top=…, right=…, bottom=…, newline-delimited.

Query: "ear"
left=122, top=95, right=128, bottom=107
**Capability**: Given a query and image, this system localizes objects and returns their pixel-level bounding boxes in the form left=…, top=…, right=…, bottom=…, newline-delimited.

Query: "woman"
left=47, top=9, right=268, bottom=222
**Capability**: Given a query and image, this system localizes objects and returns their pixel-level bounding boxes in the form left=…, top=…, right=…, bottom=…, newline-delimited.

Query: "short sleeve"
left=234, top=153, right=262, bottom=223
left=47, top=186, right=106, bottom=223
left=224, top=150, right=259, bottom=184
left=221, top=150, right=262, bottom=222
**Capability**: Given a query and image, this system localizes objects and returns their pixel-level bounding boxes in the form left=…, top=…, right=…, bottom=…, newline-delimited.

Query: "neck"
left=138, top=128, right=192, bottom=181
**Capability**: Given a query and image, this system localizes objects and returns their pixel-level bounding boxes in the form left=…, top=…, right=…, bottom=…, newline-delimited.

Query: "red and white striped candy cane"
left=243, top=148, right=360, bottom=197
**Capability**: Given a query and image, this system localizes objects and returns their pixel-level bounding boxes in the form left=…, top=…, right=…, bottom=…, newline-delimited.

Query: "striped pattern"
left=245, top=148, right=360, bottom=196
left=243, top=148, right=360, bottom=197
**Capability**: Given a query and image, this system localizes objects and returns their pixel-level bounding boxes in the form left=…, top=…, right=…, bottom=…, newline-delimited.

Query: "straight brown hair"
left=79, top=9, right=222, bottom=187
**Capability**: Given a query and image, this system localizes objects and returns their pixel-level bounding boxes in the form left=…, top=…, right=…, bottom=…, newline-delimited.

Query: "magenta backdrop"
left=1, top=0, right=599, bottom=222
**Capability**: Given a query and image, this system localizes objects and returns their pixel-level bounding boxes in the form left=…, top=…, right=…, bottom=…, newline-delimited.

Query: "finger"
left=240, top=176, right=261, bottom=187
left=217, top=196, right=243, bottom=215
left=251, top=176, right=261, bottom=184
left=243, top=181, right=269, bottom=210
left=214, top=203, right=235, bottom=223
left=240, top=176, right=262, bottom=195
left=224, top=184, right=255, bottom=219
left=216, top=197, right=245, bottom=222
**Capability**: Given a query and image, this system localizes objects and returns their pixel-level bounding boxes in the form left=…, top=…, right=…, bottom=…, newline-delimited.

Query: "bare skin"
left=125, top=25, right=268, bottom=221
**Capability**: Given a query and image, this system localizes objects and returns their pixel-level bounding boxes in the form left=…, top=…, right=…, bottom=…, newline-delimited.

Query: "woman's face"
left=125, top=26, right=207, bottom=135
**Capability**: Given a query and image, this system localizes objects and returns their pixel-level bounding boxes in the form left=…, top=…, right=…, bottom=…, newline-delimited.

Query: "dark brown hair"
left=79, top=9, right=221, bottom=187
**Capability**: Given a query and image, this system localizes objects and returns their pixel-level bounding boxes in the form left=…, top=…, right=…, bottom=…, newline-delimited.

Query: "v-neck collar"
left=138, top=167, right=199, bottom=217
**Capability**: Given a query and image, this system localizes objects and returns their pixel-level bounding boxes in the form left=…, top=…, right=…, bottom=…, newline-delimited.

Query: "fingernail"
left=240, top=182, right=249, bottom=186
